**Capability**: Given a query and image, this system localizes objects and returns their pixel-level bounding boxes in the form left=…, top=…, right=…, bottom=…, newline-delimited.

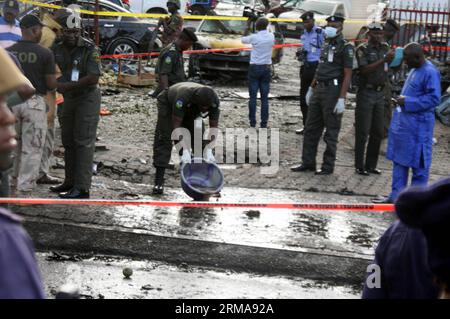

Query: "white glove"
left=333, top=98, right=346, bottom=114
left=180, top=149, right=191, bottom=164
left=306, top=87, right=314, bottom=106
left=204, top=148, right=215, bottom=163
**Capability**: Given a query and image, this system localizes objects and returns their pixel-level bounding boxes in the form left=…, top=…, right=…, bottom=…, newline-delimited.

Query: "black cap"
left=300, top=11, right=314, bottom=21
left=326, top=13, right=345, bottom=23
left=181, top=28, right=198, bottom=42
left=19, top=14, right=44, bottom=29
left=367, top=22, right=384, bottom=31
left=395, top=177, right=450, bottom=286
left=3, top=0, right=19, bottom=14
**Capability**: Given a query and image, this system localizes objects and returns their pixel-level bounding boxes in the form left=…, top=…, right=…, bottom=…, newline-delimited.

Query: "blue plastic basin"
left=181, top=158, right=224, bottom=201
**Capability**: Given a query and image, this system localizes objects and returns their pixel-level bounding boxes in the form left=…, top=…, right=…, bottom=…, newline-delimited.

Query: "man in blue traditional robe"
left=373, top=43, right=441, bottom=204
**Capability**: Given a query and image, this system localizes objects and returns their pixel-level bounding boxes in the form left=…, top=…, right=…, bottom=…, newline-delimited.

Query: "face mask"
left=324, top=27, right=338, bottom=39
left=200, top=112, right=209, bottom=118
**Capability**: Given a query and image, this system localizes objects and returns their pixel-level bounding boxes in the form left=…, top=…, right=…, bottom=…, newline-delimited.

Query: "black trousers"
left=301, top=84, right=342, bottom=172
left=355, top=88, right=384, bottom=170
left=300, top=63, right=318, bottom=126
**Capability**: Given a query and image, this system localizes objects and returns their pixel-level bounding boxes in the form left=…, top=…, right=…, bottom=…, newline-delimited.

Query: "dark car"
left=20, top=0, right=160, bottom=55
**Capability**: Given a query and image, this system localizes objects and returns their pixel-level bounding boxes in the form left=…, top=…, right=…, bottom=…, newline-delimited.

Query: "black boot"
left=152, top=167, right=165, bottom=195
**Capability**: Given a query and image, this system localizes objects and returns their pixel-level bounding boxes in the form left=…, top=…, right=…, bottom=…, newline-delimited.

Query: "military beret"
left=367, top=22, right=384, bottom=31
left=326, top=14, right=345, bottom=23
left=395, top=177, right=450, bottom=286
left=301, top=11, right=314, bottom=21
left=181, top=28, right=198, bottom=42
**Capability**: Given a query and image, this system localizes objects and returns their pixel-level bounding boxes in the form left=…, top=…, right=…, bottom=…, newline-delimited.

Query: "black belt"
left=317, top=79, right=341, bottom=87
left=364, top=84, right=385, bottom=92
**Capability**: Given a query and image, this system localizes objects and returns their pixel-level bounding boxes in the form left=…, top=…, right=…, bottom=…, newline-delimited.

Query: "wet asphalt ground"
left=38, top=252, right=360, bottom=299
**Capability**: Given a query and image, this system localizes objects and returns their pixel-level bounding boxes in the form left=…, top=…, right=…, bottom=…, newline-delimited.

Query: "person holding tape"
left=354, top=22, right=395, bottom=176
left=296, top=11, right=324, bottom=135
left=50, top=14, right=102, bottom=199
left=291, top=13, right=354, bottom=176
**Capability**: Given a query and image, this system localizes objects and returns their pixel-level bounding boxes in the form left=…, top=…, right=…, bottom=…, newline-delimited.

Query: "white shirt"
left=241, top=29, right=275, bottom=65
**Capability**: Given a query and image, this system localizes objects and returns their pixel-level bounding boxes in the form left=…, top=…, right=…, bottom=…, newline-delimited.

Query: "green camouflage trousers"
left=10, top=95, right=47, bottom=192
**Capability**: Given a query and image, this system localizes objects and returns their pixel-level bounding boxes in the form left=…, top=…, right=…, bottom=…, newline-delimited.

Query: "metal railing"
left=387, top=0, right=449, bottom=62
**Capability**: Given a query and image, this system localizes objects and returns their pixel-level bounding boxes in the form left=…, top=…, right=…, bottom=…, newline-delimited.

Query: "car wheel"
left=109, top=39, right=138, bottom=56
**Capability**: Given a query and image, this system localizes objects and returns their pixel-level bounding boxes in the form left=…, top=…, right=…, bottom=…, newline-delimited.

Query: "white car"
left=130, top=0, right=188, bottom=14
left=214, top=0, right=259, bottom=17
left=278, top=0, right=387, bottom=40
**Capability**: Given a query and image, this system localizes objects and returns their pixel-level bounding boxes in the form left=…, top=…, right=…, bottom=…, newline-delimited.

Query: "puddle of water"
left=109, top=188, right=395, bottom=256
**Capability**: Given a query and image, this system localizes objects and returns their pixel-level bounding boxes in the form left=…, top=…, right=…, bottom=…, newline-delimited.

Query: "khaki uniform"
left=302, top=34, right=354, bottom=172
left=10, top=96, right=47, bottom=191
left=355, top=42, right=390, bottom=171
left=153, top=82, right=220, bottom=169
left=53, top=37, right=102, bottom=191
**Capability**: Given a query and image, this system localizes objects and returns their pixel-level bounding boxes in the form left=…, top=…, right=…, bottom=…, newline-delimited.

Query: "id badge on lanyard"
left=71, top=60, right=80, bottom=82
left=328, top=47, right=335, bottom=63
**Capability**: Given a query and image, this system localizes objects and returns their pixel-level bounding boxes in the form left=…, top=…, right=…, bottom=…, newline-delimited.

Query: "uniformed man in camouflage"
left=150, top=28, right=197, bottom=98
left=354, top=22, right=395, bottom=176
left=7, top=15, right=57, bottom=196
left=50, top=15, right=102, bottom=199
left=152, top=82, right=220, bottom=195
left=291, top=14, right=354, bottom=175
left=159, top=0, right=184, bottom=46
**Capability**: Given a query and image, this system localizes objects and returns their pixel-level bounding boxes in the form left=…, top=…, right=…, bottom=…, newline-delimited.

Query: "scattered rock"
left=141, top=284, right=154, bottom=291
left=122, top=267, right=133, bottom=279
left=245, top=210, right=261, bottom=218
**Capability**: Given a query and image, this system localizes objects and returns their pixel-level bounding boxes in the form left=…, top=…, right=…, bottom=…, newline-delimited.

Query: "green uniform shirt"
left=52, top=37, right=102, bottom=90
left=356, top=41, right=390, bottom=87
left=316, top=34, right=354, bottom=82
left=155, top=42, right=186, bottom=85
left=162, top=82, right=220, bottom=121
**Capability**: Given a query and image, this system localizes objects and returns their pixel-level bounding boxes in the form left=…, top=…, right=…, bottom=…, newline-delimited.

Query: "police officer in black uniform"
left=50, top=16, right=102, bottom=199
left=152, top=82, right=220, bottom=195
left=150, top=28, right=197, bottom=98
left=296, top=11, right=324, bottom=134
left=291, top=14, right=354, bottom=175
left=354, top=22, right=395, bottom=176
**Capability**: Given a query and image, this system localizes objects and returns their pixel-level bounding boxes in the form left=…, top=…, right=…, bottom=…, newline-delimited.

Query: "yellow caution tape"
left=18, top=0, right=373, bottom=24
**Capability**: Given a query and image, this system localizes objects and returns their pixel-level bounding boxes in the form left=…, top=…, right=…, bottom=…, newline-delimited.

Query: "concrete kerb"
left=16, top=205, right=372, bottom=286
